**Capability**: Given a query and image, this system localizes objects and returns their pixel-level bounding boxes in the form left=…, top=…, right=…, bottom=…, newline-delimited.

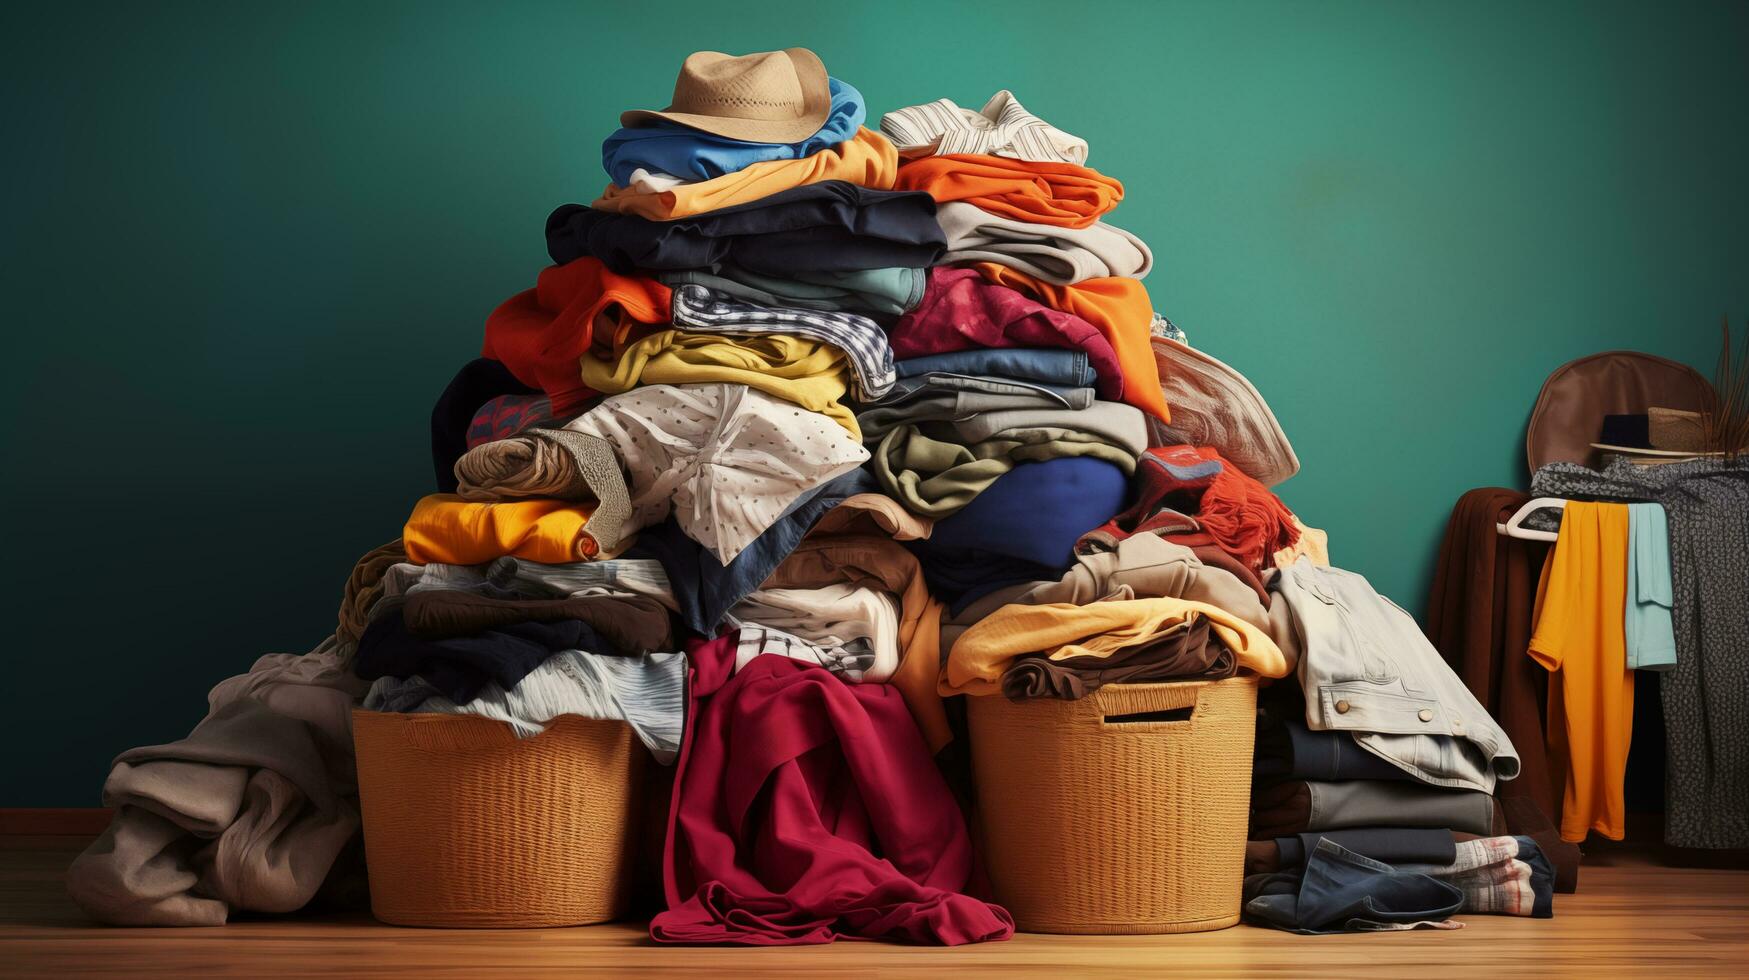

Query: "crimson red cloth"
left=887, top=267, right=1125, bottom=403
left=652, top=634, right=1014, bottom=946
left=1078, top=444, right=1298, bottom=577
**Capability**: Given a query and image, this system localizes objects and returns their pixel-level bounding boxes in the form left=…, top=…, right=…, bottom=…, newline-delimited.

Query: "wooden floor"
left=5, top=836, right=1748, bottom=977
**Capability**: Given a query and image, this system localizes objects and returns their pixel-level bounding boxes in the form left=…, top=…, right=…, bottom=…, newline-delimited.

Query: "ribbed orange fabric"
left=894, top=154, right=1123, bottom=229
left=480, top=258, right=671, bottom=415
left=592, top=127, right=898, bottom=221
left=403, top=494, right=601, bottom=565
left=972, top=263, right=1168, bottom=421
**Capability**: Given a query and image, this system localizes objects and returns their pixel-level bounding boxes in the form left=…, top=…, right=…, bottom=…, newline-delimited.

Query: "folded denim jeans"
left=894, top=348, right=1098, bottom=387
left=1243, top=839, right=1465, bottom=934
left=861, top=347, right=1101, bottom=409
left=1254, top=713, right=1424, bottom=783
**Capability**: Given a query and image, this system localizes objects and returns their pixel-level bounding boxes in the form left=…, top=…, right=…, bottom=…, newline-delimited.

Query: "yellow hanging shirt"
left=1529, top=500, right=1633, bottom=842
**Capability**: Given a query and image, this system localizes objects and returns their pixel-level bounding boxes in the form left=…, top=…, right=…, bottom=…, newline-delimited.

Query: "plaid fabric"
left=729, top=623, right=878, bottom=683
left=465, top=393, right=554, bottom=449
left=671, top=284, right=897, bottom=400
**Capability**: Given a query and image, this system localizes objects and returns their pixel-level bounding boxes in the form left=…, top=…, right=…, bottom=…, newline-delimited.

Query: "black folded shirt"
left=1254, top=711, right=1418, bottom=782
left=546, top=181, right=946, bottom=276
left=352, top=609, right=626, bottom=703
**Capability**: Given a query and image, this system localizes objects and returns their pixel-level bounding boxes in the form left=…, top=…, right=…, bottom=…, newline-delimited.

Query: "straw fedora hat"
left=621, top=48, right=831, bottom=144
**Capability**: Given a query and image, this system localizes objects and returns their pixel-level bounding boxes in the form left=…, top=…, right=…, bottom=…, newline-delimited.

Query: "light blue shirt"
left=1626, top=502, right=1678, bottom=671
left=601, top=77, right=864, bottom=186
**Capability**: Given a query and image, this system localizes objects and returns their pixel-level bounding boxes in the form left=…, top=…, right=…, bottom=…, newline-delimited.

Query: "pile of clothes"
left=66, top=47, right=1551, bottom=941
left=1243, top=560, right=1556, bottom=930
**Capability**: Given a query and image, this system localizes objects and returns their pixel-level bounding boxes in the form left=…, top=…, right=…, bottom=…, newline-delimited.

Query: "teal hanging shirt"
left=1625, top=502, right=1678, bottom=671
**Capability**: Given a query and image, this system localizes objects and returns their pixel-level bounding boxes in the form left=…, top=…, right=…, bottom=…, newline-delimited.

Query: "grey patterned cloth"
left=1520, top=505, right=1565, bottom=534
left=671, top=284, right=896, bottom=400
left=1531, top=459, right=1749, bottom=848
left=362, top=650, right=686, bottom=764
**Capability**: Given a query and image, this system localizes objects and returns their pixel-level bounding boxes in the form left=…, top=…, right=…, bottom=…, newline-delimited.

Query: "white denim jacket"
left=1272, top=559, right=1520, bottom=793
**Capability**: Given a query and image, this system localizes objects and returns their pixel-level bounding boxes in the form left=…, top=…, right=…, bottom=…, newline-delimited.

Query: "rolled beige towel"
left=455, top=436, right=587, bottom=500
left=453, top=429, right=634, bottom=552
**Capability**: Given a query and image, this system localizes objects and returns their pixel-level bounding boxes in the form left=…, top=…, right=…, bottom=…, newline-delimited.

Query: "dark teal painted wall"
left=2, top=1, right=1742, bottom=804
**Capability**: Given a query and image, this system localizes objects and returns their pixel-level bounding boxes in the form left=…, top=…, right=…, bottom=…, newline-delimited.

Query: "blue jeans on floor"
left=1244, top=839, right=1464, bottom=933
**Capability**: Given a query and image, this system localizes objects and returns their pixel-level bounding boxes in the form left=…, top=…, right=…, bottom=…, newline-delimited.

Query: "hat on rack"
left=1648, top=407, right=1707, bottom=452
left=621, top=49, right=832, bottom=144
left=1525, top=350, right=1714, bottom=472
left=1590, top=409, right=1715, bottom=461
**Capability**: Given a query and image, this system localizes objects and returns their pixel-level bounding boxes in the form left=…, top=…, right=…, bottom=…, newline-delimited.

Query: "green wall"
left=2, top=1, right=1742, bottom=805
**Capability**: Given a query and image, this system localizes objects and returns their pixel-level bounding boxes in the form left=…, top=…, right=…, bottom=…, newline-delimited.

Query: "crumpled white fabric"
left=730, top=583, right=902, bottom=684
left=564, top=383, right=869, bottom=564
left=622, top=167, right=690, bottom=193
left=880, top=90, right=1090, bottom=165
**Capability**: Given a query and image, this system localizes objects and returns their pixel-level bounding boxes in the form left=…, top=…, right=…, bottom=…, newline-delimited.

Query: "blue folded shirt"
left=601, top=77, right=865, bottom=186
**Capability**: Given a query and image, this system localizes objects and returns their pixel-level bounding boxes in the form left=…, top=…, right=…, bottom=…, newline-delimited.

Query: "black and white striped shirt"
left=671, top=284, right=897, bottom=400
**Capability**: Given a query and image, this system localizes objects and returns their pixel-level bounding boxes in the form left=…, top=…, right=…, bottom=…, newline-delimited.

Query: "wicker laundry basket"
left=352, top=710, right=647, bottom=927
left=967, top=676, right=1258, bottom=934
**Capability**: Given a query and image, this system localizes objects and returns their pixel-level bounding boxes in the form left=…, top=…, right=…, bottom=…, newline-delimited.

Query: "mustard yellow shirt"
left=943, top=596, right=1289, bottom=696
left=592, top=127, right=898, bottom=221
left=581, top=329, right=859, bottom=440
left=1529, top=500, right=1633, bottom=842
left=403, top=494, right=601, bottom=566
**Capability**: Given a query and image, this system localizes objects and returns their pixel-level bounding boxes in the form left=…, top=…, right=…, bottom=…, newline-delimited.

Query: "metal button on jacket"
left=1335, top=699, right=1352, bottom=714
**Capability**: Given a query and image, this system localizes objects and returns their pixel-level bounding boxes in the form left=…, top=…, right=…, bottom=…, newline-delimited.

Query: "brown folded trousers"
left=999, top=616, right=1235, bottom=700
left=400, top=588, right=673, bottom=655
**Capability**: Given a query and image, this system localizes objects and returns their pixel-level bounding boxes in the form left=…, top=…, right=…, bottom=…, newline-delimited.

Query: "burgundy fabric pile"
left=652, top=633, right=1014, bottom=946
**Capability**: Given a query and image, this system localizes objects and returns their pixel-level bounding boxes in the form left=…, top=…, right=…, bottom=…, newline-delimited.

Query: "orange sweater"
left=403, top=494, right=602, bottom=565
left=894, top=154, right=1123, bottom=229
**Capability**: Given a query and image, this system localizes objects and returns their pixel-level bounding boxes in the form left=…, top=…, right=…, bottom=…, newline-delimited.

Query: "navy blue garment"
left=429, top=358, right=537, bottom=493
left=894, top=348, right=1099, bottom=388
left=1274, top=828, right=1458, bottom=869
left=351, top=608, right=625, bottom=704
left=1243, top=839, right=1464, bottom=934
left=1254, top=713, right=1423, bottom=783
left=1512, top=836, right=1557, bottom=918
left=545, top=182, right=946, bottom=276
left=912, top=457, right=1129, bottom=609
left=867, top=348, right=1101, bottom=408
left=628, top=468, right=880, bottom=635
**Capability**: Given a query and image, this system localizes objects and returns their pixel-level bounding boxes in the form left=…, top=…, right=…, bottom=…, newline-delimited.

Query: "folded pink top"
left=886, top=267, right=1123, bottom=402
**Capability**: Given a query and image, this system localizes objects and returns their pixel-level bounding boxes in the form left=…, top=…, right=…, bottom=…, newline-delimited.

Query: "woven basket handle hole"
left=1102, top=705, right=1195, bottom=726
